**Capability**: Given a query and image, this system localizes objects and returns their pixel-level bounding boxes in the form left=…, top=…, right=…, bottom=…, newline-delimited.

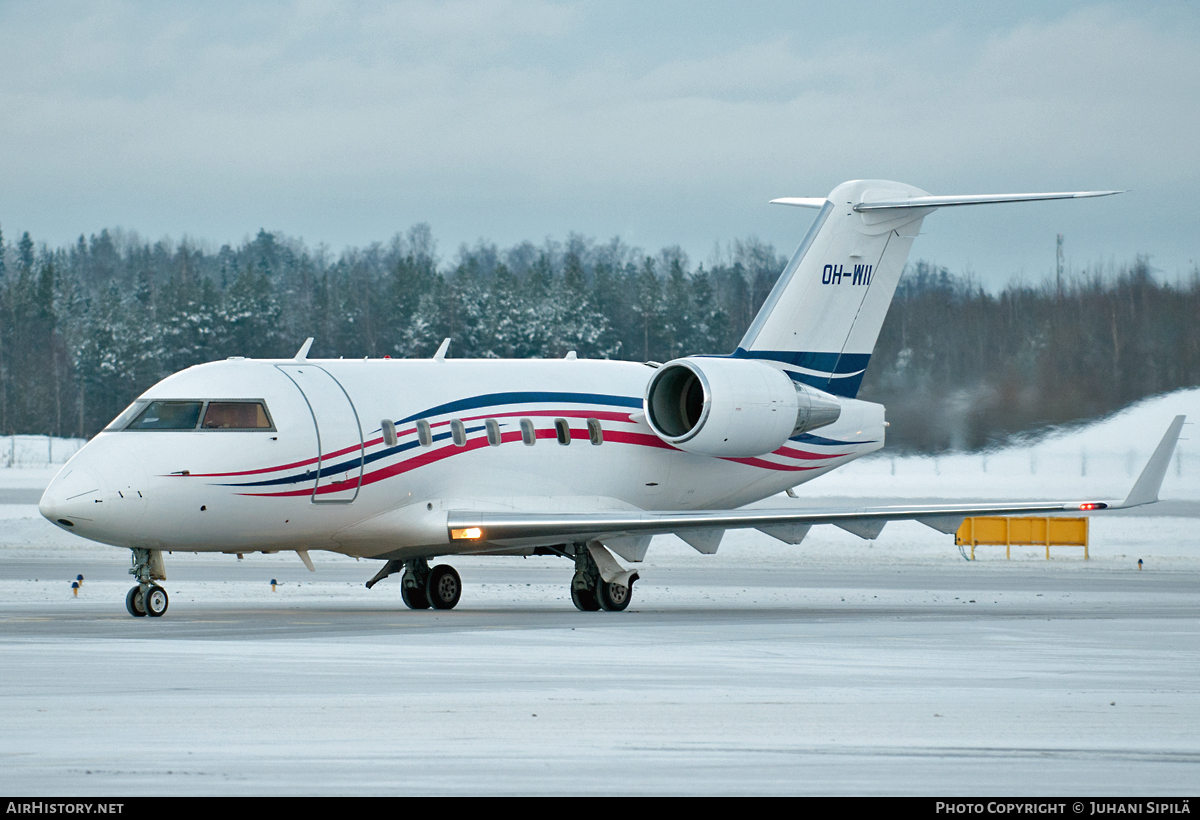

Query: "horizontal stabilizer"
left=854, top=190, right=1122, bottom=211
left=769, top=197, right=828, bottom=209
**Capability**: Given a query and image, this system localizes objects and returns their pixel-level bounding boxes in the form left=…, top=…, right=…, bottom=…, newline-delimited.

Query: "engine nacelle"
left=644, top=357, right=841, bottom=458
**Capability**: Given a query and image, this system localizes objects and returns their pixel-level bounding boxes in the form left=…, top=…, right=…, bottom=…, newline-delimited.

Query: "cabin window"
left=520, top=418, right=536, bottom=446
left=202, top=402, right=272, bottom=430
left=381, top=419, right=398, bottom=447
left=555, top=418, right=571, bottom=445
left=416, top=419, right=432, bottom=447
left=587, top=418, right=603, bottom=445
left=127, top=401, right=205, bottom=430
left=451, top=419, right=466, bottom=447
left=486, top=419, right=502, bottom=447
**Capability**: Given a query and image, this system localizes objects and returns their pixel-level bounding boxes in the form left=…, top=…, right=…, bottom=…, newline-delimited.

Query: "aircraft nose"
left=40, top=465, right=105, bottom=529
left=41, top=441, right=149, bottom=541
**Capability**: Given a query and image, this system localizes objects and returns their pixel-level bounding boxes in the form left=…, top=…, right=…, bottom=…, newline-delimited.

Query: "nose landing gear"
left=125, top=548, right=169, bottom=617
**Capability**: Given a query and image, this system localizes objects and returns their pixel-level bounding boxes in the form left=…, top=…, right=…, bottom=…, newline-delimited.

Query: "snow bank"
left=804, top=387, right=1199, bottom=501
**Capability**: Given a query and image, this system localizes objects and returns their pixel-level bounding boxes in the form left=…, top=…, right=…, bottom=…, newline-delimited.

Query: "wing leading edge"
left=447, top=416, right=1185, bottom=550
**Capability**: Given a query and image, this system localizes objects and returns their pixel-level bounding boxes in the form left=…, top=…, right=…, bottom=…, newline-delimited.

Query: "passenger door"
left=276, top=365, right=364, bottom=503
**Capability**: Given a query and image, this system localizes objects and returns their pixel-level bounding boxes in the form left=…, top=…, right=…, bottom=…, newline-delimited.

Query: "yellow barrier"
left=955, top=516, right=1089, bottom=560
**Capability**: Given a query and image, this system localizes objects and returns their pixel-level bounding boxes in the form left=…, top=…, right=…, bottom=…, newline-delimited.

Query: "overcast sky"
left=2, top=1, right=1197, bottom=288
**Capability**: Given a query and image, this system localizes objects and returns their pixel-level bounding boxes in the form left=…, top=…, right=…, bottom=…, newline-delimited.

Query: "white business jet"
left=39, top=180, right=1183, bottom=618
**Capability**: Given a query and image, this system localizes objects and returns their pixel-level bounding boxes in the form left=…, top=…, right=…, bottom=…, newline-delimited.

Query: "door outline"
left=275, top=364, right=364, bottom=503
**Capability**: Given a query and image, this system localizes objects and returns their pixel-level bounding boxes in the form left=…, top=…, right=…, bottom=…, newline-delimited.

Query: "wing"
left=447, top=416, right=1185, bottom=550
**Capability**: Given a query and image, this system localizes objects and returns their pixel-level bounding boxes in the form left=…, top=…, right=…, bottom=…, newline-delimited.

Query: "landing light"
left=451, top=527, right=483, bottom=540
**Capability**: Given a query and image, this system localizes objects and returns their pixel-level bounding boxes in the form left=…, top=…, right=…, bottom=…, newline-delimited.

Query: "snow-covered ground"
left=0, top=435, right=85, bottom=471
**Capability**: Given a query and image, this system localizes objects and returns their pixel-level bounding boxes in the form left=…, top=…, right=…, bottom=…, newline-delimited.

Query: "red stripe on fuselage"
left=771, top=445, right=850, bottom=460
left=187, top=409, right=639, bottom=477
left=225, top=417, right=859, bottom=495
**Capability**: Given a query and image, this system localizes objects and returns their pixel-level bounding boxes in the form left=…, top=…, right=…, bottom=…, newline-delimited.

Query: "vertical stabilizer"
left=736, top=180, right=1120, bottom=398
left=737, top=180, right=930, bottom=397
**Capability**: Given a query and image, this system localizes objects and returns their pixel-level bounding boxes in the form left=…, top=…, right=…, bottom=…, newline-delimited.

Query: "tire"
left=145, top=585, right=169, bottom=617
left=570, top=573, right=600, bottom=611
left=401, top=572, right=430, bottom=610
left=425, top=565, right=461, bottom=610
left=125, top=586, right=146, bottom=617
left=597, top=580, right=632, bottom=612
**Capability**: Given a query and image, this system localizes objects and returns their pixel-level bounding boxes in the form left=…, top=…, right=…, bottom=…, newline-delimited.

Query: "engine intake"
left=644, top=357, right=841, bottom=457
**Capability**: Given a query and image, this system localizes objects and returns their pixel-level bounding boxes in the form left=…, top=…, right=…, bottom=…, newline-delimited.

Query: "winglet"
left=1119, top=415, right=1186, bottom=508
left=294, top=337, right=314, bottom=361
left=433, top=338, right=451, bottom=362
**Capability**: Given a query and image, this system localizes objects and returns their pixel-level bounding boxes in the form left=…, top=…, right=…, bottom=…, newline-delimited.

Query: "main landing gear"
left=570, top=543, right=635, bottom=612
left=365, top=558, right=462, bottom=610
left=363, top=543, right=637, bottom=612
left=125, top=548, right=169, bottom=617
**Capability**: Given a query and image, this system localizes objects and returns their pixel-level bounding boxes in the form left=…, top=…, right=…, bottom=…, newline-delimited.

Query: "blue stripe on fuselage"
left=730, top=348, right=871, bottom=397
left=396, top=391, right=641, bottom=424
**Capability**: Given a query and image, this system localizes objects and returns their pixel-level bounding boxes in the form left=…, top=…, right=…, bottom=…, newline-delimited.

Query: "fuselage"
left=39, top=356, right=885, bottom=559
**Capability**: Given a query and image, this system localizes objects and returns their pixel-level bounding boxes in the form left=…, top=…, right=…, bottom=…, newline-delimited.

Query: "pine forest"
left=0, top=223, right=1196, bottom=452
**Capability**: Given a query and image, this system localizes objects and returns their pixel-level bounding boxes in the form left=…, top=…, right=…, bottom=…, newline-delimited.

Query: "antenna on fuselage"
left=433, top=338, right=451, bottom=362
left=294, top=337, right=314, bottom=361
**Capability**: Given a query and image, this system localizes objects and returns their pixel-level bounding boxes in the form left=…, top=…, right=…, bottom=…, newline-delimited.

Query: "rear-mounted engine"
left=644, top=357, right=841, bottom=457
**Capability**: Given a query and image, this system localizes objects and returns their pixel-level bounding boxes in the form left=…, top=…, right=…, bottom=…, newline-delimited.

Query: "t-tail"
left=735, top=180, right=1121, bottom=397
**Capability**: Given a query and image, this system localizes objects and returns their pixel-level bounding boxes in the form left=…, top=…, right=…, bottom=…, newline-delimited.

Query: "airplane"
left=37, top=179, right=1185, bottom=618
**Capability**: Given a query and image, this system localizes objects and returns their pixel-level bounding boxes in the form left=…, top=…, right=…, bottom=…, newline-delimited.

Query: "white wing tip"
left=770, top=197, right=828, bottom=209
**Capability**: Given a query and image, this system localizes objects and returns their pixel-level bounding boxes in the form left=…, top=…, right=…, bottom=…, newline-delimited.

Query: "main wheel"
left=401, top=571, right=430, bottom=610
left=145, top=585, right=169, bottom=617
left=125, top=586, right=147, bottom=617
left=597, top=580, right=632, bottom=612
left=425, top=564, right=461, bottom=610
left=570, top=573, right=600, bottom=611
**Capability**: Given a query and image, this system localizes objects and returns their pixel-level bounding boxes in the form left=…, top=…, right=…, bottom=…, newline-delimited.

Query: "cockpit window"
left=127, top=401, right=204, bottom=430
left=104, top=400, right=149, bottom=431
left=116, top=399, right=274, bottom=431
left=202, top=402, right=271, bottom=429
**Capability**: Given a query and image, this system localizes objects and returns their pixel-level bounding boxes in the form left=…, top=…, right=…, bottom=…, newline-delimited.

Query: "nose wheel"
left=125, top=585, right=146, bottom=617
left=125, top=549, right=169, bottom=617
left=124, top=584, right=168, bottom=617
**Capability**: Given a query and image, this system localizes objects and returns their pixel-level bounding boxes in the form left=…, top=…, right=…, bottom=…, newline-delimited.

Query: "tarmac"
left=2, top=520, right=1198, bottom=795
